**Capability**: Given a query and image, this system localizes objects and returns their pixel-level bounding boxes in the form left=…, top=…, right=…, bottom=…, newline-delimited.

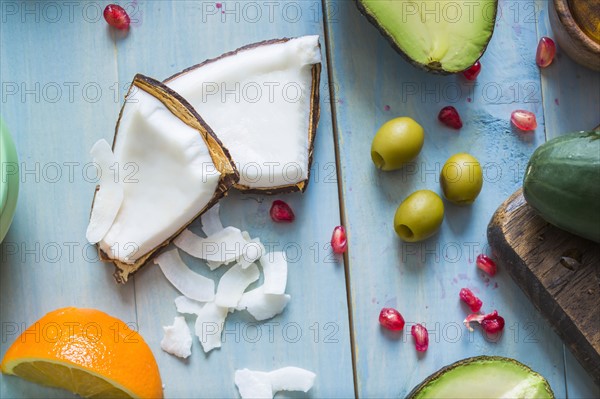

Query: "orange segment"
left=1, top=307, right=163, bottom=398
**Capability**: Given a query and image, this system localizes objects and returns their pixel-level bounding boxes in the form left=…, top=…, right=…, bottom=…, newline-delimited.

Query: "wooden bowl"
left=549, top=0, right=600, bottom=71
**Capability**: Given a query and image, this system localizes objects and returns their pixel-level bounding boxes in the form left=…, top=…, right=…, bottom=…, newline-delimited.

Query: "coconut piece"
left=267, top=367, right=316, bottom=393
left=92, top=74, right=239, bottom=283
left=260, top=251, right=287, bottom=295
left=201, top=203, right=223, bottom=236
left=174, top=227, right=248, bottom=267
left=236, top=286, right=290, bottom=321
left=165, top=36, right=322, bottom=194
left=194, top=301, right=228, bottom=353
left=238, top=237, right=266, bottom=269
left=234, top=369, right=272, bottom=399
left=85, top=139, right=124, bottom=244
left=234, top=367, right=316, bottom=399
left=160, top=316, right=192, bottom=359
left=174, top=296, right=205, bottom=315
left=215, top=263, right=260, bottom=308
left=154, top=249, right=215, bottom=302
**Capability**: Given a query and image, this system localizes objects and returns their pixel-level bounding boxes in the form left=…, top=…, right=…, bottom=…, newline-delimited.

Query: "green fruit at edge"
left=394, top=190, right=444, bottom=242
left=440, top=153, right=483, bottom=205
left=371, top=117, right=424, bottom=171
left=408, top=356, right=554, bottom=398
left=355, top=0, right=498, bottom=74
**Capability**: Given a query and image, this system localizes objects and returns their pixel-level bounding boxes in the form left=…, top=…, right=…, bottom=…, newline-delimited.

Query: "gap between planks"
left=321, top=1, right=359, bottom=398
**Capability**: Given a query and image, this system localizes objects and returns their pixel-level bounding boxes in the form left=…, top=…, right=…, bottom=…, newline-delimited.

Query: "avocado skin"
left=355, top=0, right=498, bottom=74
left=407, top=355, right=554, bottom=398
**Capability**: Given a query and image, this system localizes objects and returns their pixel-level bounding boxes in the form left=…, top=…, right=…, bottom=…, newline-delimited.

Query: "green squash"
left=523, top=131, right=600, bottom=243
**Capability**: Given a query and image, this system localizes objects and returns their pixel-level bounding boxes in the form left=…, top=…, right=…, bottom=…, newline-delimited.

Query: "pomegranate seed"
left=476, top=254, right=497, bottom=276
left=269, top=200, right=295, bottom=223
left=463, top=61, right=481, bottom=80
left=481, top=311, right=505, bottom=334
left=511, top=110, right=537, bottom=131
left=438, top=106, right=463, bottom=129
left=536, top=37, right=556, bottom=68
left=411, top=324, right=429, bottom=352
left=464, top=310, right=505, bottom=333
left=459, top=288, right=483, bottom=312
left=331, top=226, right=347, bottom=254
left=103, top=4, right=130, bottom=30
left=379, top=308, right=405, bottom=331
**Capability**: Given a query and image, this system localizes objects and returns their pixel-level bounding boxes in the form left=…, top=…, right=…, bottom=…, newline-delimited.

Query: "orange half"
left=1, top=307, right=163, bottom=398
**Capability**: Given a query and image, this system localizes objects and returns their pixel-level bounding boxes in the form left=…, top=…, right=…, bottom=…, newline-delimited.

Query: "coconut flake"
left=234, top=367, right=316, bottom=399
left=160, top=316, right=192, bottom=358
left=154, top=249, right=215, bottom=302
left=194, top=301, right=228, bottom=353
left=260, top=251, right=287, bottom=295
left=236, top=286, right=290, bottom=321
left=234, top=369, right=272, bottom=399
left=268, top=367, right=316, bottom=393
left=201, top=203, right=223, bottom=236
left=85, top=139, right=124, bottom=244
left=239, top=237, right=266, bottom=269
left=174, top=227, right=247, bottom=266
left=175, top=296, right=205, bottom=315
left=215, top=263, right=260, bottom=308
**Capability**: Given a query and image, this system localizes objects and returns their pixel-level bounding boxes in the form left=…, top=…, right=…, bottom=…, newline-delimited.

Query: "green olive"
left=394, top=190, right=444, bottom=242
left=371, top=117, right=424, bottom=171
left=440, top=153, right=483, bottom=205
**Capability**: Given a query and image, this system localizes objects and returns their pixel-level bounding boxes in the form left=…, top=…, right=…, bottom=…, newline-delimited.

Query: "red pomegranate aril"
left=511, top=110, right=537, bottom=131
left=476, top=254, right=497, bottom=276
left=331, top=226, right=347, bottom=254
left=536, top=37, right=556, bottom=68
left=411, top=324, right=429, bottom=352
left=481, top=310, right=505, bottom=334
left=438, top=106, right=463, bottom=129
left=459, top=288, right=483, bottom=313
left=464, top=310, right=505, bottom=333
left=379, top=308, right=405, bottom=331
left=104, top=4, right=130, bottom=30
left=463, top=61, right=481, bottom=80
left=270, top=200, right=295, bottom=223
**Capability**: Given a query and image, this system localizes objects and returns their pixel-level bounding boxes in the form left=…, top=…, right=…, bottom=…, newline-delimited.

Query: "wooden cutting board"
left=487, top=189, right=600, bottom=385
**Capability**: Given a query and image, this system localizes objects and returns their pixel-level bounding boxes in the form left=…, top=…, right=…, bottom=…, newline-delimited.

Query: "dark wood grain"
left=488, top=189, right=600, bottom=385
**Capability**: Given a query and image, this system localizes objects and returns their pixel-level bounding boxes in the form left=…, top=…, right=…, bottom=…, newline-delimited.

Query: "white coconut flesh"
left=234, top=367, right=316, bottom=399
left=85, top=139, right=124, bottom=244
left=154, top=249, right=215, bottom=302
left=215, top=263, right=260, bottom=308
left=160, top=316, right=192, bottom=359
left=174, top=295, right=205, bottom=315
left=260, top=251, right=288, bottom=295
left=165, top=35, right=321, bottom=190
left=236, top=286, right=290, bottom=321
left=96, top=86, right=222, bottom=264
left=194, top=301, right=228, bottom=353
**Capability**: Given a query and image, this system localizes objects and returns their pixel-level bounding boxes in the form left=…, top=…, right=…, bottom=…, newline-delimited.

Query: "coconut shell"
left=92, top=74, right=239, bottom=283
left=164, top=38, right=322, bottom=194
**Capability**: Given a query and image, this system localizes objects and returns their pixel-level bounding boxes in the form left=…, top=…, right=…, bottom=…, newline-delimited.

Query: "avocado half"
left=356, top=0, right=498, bottom=74
left=92, top=74, right=239, bottom=283
left=408, top=356, right=554, bottom=398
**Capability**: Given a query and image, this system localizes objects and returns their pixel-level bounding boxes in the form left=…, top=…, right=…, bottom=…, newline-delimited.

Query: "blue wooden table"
left=1, top=1, right=598, bottom=398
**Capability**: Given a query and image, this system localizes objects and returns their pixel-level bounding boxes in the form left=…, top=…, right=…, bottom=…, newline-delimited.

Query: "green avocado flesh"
left=357, top=0, right=497, bottom=73
left=409, top=356, right=554, bottom=398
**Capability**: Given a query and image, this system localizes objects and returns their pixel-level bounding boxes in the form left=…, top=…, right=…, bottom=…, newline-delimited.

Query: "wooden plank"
left=0, top=3, right=134, bottom=398
left=1, top=1, right=355, bottom=398
left=325, top=0, right=568, bottom=396
left=534, top=1, right=600, bottom=395
left=114, top=2, right=354, bottom=398
left=487, top=188, right=600, bottom=385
